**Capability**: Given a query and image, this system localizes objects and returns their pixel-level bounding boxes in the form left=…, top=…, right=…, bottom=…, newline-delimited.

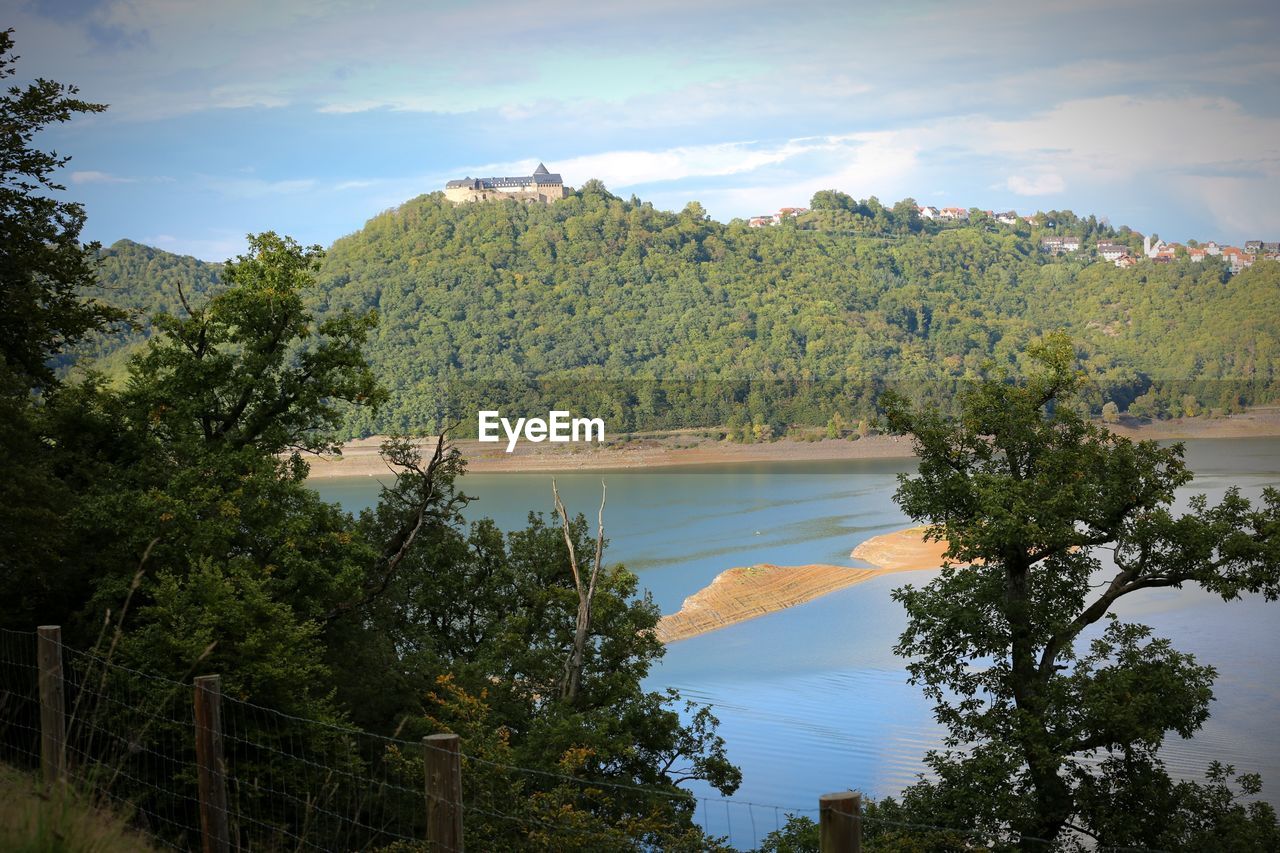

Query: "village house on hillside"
left=1221, top=246, right=1256, bottom=273
left=749, top=207, right=809, bottom=227
left=1096, top=242, right=1130, bottom=262
left=1041, top=235, right=1081, bottom=255
left=444, top=162, right=569, bottom=204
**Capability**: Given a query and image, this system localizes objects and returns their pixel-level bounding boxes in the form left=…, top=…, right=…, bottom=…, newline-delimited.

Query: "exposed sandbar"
left=655, top=527, right=958, bottom=644
left=849, top=525, right=953, bottom=571
left=654, top=564, right=874, bottom=644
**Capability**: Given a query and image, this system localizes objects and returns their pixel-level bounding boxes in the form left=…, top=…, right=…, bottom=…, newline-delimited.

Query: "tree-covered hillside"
left=86, top=184, right=1280, bottom=437
left=65, top=239, right=222, bottom=380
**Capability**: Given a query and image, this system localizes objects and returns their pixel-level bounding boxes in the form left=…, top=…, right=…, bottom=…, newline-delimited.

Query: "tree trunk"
left=1006, top=558, right=1072, bottom=847
left=553, top=481, right=606, bottom=705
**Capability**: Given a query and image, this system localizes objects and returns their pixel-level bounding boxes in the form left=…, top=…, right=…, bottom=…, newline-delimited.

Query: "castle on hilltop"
left=444, top=162, right=569, bottom=204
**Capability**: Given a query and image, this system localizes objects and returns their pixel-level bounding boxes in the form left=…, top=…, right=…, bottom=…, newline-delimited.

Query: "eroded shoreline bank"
left=306, top=409, right=1280, bottom=480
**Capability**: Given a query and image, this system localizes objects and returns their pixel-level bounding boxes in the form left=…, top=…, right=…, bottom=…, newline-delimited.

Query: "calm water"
left=313, top=437, right=1280, bottom=847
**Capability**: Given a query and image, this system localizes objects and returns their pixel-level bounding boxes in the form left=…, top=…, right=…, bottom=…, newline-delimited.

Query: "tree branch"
left=321, top=431, right=455, bottom=624
left=555, top=480, right=607, bottom=705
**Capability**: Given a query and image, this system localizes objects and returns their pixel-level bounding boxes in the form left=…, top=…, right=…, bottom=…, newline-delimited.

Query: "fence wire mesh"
left=0, top=627, right=1180, bottom=852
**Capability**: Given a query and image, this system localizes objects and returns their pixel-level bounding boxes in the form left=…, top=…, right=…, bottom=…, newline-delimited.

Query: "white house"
left=1042, top=236, right=1081, bottom=255
left=1096, top=242, right=1129, bottom=262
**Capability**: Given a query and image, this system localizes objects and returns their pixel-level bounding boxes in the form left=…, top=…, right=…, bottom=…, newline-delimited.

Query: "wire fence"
left=0, top=626, right=1178, bottom=852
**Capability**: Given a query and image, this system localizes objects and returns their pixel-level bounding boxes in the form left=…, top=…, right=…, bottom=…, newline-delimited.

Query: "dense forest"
left=76, top=184, right=1280, bottom=439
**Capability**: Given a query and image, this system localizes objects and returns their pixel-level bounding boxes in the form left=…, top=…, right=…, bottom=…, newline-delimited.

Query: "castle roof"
left=445, top=163, right=562, bottom=190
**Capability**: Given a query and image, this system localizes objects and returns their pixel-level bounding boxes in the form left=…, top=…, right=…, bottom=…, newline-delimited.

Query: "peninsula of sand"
left=654, top=526, right=955, bottom=643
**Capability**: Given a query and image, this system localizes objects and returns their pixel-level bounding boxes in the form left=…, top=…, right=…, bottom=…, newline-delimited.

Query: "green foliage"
left=0, top=30, right=121, bottom=626
left=0, top=29, right=118, bottom=393
left=880, top=332, right=1280, bottom=848
left=77, top=189, right=1280, bottom=439
left=754, top=799, right=982, bottom=852
left=62, top=240, right=223, bottom=382
left=757, top=813, right=818, bottom=852
left=127, top=232, right=382, bottom=456
left=0, top=61, right=740, bottom=840
left=335, top=444, right=741, bottom=848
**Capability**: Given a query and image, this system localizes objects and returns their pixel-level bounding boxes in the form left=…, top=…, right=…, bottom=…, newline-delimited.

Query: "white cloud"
left=1006, top=172, right=1065, bottom=196
left=678, top=131, right=921, bottom=217
left=555, top=138, right=843, bottom=187
left=1174, top=174, right=1280, bottom=239
left=929, top=95, right=1280, bottom=234
left=70, top=171, right=174, bottom=185
left=448, top=134, right=897, bottom=196
left=972, top=96, right=1280, bottom=180
left=199, top=176, right=319, bottom=199
left=317, top=100, right=389, bottom=115
left=70, top=170, right=136, bottom=184
left=499, top=94, right=1280, bottom=231
left=207, top=86, right=291, bottom=110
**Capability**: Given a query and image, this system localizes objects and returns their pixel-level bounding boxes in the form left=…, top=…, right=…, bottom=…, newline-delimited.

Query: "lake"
left=312, top=437, right=1280, bottom=847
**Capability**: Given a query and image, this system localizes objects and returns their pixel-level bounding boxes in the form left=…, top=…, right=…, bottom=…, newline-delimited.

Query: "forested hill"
left=67, top=239, right=223, bottom=379
left=86, top=185, right=1279, bottom=437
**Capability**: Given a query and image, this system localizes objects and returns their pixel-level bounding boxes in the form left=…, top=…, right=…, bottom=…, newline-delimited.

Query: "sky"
left=9, top=0, right=1280, bottom=260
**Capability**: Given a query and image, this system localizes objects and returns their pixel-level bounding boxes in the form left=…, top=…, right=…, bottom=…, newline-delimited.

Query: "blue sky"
left=11, top=0, right=1280, bottom=260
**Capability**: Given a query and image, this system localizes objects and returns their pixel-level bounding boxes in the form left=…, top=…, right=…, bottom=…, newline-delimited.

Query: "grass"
left=0, top=764, right=157, bottom=853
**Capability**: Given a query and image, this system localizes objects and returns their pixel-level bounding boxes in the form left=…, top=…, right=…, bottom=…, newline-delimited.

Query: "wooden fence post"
left=37, top=626, right=66, bottom=786
left=194, top=675, right=231, bottom=853
left=424, top=733, right=463, bottom=852
left=819, top=790, right=861, bottom=853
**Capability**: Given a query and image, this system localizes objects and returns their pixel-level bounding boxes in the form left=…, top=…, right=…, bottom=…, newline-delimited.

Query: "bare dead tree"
left=323, top=430, right=462, bottom=623
left=552, top=479, right=606, bottom=705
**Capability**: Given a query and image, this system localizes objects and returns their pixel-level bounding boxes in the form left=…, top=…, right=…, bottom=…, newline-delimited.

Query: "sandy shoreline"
left=305, top=408, right=1280, bottom=480
left=655, top=527, right=954, bottom=643
left=305, top=432, right=918, bottom=479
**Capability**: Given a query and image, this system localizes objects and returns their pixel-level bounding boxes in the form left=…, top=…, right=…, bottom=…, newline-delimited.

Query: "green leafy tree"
left=0, top=30, right=123, bottom=630
left=880, top=333, right=1280, bottom=848
left=126, top=232, right=382, bottom=457
left=344, top=450, right=742, bottom=848
left=0, top=29, right=118, bottom=392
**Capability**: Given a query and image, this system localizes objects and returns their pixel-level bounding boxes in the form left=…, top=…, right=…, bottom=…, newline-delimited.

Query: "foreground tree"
left=882, top=333, right=1280, bottom=850
left=0, top=28, right=116, bottom=391
left=0, top=28, right=120, bottom=627
left=346, top=450, right=741, bottom=850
